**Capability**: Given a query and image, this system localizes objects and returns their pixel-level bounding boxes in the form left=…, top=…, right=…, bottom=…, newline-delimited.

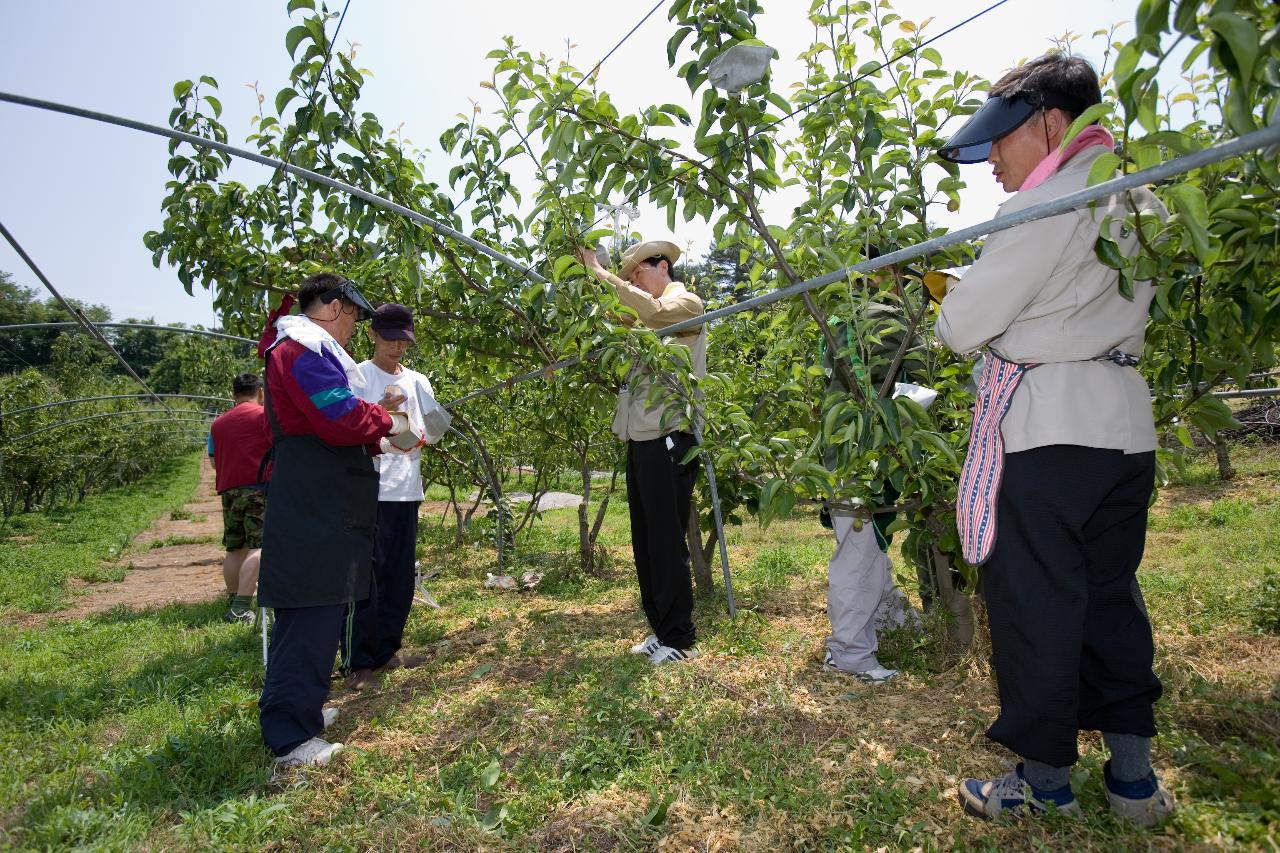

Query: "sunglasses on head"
left=318, top=279, right=375, bottom=321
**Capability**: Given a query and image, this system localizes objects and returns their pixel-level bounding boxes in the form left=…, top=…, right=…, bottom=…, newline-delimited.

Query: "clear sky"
left=0, top=0, right=1144, bottom=327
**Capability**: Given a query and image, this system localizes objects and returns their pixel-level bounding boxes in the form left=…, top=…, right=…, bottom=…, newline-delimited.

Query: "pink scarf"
left=1020, top=125, right=1114, bottom=192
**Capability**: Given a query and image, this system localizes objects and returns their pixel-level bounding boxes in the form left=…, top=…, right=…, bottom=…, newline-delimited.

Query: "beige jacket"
left=936, top=146, right=1166, bottom=454
left=600, top=271, right=707, bottom=441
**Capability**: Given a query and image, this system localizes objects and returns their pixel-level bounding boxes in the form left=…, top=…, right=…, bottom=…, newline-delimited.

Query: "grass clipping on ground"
left=0, top=446, right=1277, bottom=850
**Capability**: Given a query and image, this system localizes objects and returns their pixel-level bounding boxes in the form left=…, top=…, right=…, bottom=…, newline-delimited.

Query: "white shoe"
left=273, top=737, right=343, bottom=770
left=322, top=706, right=339, bottom=730
left=823, top=652, right=899, bottom=684
left=648, top=644, right=700, bottom=666
left=630, top=634, right=661, bottom=656
left=854, top=665, right=900, bottom=684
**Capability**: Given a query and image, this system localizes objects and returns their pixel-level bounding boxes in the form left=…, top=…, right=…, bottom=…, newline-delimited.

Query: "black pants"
left=259, top=602, right=346, bottom=756
left=344, top=501, right=420, bottom=671
left=982, top=445, right=1163, bottom=767
left=627, top=431, right=698, bottom=649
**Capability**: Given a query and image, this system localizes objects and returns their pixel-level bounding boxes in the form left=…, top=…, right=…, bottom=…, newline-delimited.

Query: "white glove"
left=387, top=410, right=410, bottom=435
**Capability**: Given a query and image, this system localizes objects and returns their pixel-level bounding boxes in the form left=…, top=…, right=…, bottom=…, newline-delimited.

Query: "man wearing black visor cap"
left=256, top=272, right=411, bottom=772
left=939, top=88, right=1090, bottom=165
left=931, top=55, right=1175, bottom=826
left=317, top=278, right=376, bottom=322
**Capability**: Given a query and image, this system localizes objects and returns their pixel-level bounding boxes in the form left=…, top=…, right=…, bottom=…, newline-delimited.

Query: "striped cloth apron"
left=956, top=352, right=1036, bottom=565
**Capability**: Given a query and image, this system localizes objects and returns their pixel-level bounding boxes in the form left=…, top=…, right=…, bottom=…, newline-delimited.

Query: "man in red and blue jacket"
left=257, top=273, right=409, bottom=771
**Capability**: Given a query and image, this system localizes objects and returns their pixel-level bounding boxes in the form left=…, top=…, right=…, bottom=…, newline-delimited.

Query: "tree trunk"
left=1211, top=433, right=1235, bottom=480
left=578, top=445, right=593, bottom=575
left=686, top=502, right=715, bottom=598
left=930, top=545, right=974, bottom=655
left=589, top=463, right=621, bottom=565
left=446, top=482, right=465, bottom=547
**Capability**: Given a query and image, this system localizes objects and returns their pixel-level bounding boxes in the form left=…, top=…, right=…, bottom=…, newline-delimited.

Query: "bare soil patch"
left=50, top=459, right=226, bottom=623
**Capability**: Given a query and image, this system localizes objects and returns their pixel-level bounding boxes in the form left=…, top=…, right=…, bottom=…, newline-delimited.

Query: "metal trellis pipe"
left=444, top=121, right=1280, bottom=409
left=1212, top=387, right=1280, bottom=400
left=5, top=410, right=214, bottom=444
left=0, top=91, right=548, bottom=286
left=3, top=393, right=232, bottom=418
left=0, top=220, right=173, bottom=413
left=0, top=321, right=254, bottom=344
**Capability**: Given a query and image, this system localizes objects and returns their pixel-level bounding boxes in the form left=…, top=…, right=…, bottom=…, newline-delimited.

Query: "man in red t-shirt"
left=208, top=372, right=273, bottom=624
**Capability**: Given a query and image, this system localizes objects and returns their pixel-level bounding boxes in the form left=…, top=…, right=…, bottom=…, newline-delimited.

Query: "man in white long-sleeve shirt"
left=345, top=303, right=449, bottom=690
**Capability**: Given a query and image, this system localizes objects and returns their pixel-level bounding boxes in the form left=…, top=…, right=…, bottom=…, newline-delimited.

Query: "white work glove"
left=379, top=411, right=424, bottom=454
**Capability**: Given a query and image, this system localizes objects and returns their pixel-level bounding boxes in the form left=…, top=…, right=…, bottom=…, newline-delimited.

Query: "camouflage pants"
left=221, top=486, right=266, bottom=551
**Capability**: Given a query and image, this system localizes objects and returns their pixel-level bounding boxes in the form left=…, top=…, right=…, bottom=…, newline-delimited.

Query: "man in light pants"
left=825, top=508, right=916, bottom=683
left=820, top=304, right=924, bottom=684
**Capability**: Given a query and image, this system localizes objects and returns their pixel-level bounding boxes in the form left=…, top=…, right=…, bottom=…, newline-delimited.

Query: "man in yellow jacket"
left=579, top=240, right=707, bottom=665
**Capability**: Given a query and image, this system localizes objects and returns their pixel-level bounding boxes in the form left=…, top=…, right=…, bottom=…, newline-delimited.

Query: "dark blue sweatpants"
left=259, top=602, right=346, bottom=756
left=343, top=501, right=420, bottom=671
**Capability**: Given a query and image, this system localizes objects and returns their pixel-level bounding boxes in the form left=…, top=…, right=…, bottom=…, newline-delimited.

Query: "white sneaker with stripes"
left=648, top=644, right=699, bottom=666
left=630, top=634, right=661, bottom=656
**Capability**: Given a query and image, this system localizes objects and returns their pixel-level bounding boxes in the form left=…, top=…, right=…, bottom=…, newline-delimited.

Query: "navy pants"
left=626, top=432, right=698, bottom=650
left=259, top=602, right=346, bottom=756
left=344, top=501, right=420, bottom=671
left=982, top=445, right=1163, bottom=767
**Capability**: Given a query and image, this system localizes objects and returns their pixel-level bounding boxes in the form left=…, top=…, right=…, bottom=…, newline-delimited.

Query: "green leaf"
left=172, top=80, right=193, bottom=100
left=469, top=663, right=492, bottom=680
left=285, top=24, right=311, bottom=58
left=287, top=0, right=315, bottom=11
left=1163, top=182, right=1218, bottom=266
left=1094, top=232, right=1125, bottom=270
left=551, top=253, right=579, bottom=281
left=1059, top=102, right=1112, bottom=150
left=481, top=760, right=501, bottom=789
left=1206, top=13, right=1260, bottom=89
left=198, top=75, right=218, bottom=88
left=480, top=804, right=507, bottom=831
left=666, top=26, right=692, bottom=66
left=275, top=87, right=299, bottom=116
left=1086, top=151, right=1121, bottom=187
left=203, top=95, right=221, bottom=118
left=644, top=791, right=673, bottom=826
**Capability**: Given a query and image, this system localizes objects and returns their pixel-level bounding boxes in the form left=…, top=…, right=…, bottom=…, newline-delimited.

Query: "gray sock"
left=1022, top=758, right=1071, bottom=792
left=1103, top=732, right=1152, bottom=782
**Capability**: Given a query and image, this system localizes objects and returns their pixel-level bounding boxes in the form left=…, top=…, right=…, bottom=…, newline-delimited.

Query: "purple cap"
left=371, top=303, right=415, bottom=343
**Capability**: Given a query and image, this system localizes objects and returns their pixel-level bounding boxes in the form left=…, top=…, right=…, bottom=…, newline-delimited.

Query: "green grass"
left=0, top=453, right=203, bottom=614
left=0, top=446, right=1276, bottom=849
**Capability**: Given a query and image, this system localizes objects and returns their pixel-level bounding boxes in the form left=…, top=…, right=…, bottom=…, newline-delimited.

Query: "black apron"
left=257, top=347, right=378, bottom=609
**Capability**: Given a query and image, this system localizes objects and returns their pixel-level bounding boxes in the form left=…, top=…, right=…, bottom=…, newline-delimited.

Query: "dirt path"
left=56, top=458, right=227, bottom=621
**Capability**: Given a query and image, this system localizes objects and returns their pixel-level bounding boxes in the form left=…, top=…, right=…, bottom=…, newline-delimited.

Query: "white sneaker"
left=854, top=665, right=900, bottom=685
left=273, top=737, right=343, bottom=770
left=648, top=644, right=700, bottom=666
left=322, top=706, right=339, bottom=730
left=630, top=634, right=661, bottom=656
left=823, top=651, right=899, bottom=684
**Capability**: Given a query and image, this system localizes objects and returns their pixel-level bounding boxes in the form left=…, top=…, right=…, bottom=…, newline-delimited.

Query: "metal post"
left=693, top=426, right=735, bottom=618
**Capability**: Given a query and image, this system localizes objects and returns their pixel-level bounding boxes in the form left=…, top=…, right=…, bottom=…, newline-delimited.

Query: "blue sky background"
left=0, top=0, right=1146, bottom=327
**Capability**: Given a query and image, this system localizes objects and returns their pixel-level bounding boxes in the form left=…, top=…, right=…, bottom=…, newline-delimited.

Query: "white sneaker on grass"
left=648, top=644, right=699, bottom=666
left=273, top=737, right=343, bottom=771
left=322, top=706, right=339, bottom=730
left=630, top=634, right=661, bottom=656
left=823, top=651, right=899, bottom=684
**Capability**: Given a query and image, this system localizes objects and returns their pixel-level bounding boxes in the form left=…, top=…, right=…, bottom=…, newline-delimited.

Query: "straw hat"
left=619, top=239, right=681, bottom=280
